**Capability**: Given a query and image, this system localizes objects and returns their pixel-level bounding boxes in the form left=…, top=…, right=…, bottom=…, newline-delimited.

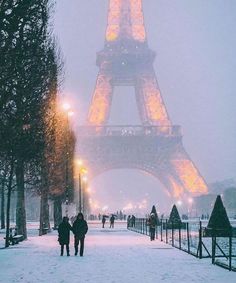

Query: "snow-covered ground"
left=0, top=222, right=235, bottom=283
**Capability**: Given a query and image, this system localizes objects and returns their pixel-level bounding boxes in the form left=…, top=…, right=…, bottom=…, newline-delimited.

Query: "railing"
left=77, top=125, right=182, bottom=137
left=128, top=218, right=236, bottom=272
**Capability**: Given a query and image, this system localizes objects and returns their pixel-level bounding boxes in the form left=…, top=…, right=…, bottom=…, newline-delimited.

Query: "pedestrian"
left=147, top=213, right=157, bottom=241
left=131, top=215, right=135, bottom=227
left=58, top=216, right=72, bottom=256
left=72, top=213, right=88, bottom=257
left=110, top=215, right=115, bottom=228
left=127, top=215, right=131, bottom=228
left=102, top=215, right=106, bottom=228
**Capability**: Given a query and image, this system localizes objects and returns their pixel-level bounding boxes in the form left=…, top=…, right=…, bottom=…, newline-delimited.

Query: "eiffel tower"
left=77, top=0, right=208, bottom=199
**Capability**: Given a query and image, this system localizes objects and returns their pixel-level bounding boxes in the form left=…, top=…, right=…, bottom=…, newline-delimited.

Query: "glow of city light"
left=123, top=202, right=134, bottom=211
left=188, top=198, right=193, bottom=204
left=86, top=187, right=92, bottom=193
left=177, top=200, right=182, bottom=206
left=68, top=111, right=74, bottom=117
left=82, top=176, right=88, bottom=183
left=102, top=205, right=108, bottom=212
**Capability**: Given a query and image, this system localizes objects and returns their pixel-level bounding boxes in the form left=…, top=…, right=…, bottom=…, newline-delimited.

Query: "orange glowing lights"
left=88, top=75, right=113, bottom=126
left=106, top=0, right=121, bottom=41
left=169, top=177, right=184, bottom=198
left=106, top=0, right=146, bottom=42
left=172, top=160, right=208, bottom=194
left=146, top=93, right=170, bottom=124
left=139, top=77, right=171, bottom=126
left=130, top=0, right=146, bottom=42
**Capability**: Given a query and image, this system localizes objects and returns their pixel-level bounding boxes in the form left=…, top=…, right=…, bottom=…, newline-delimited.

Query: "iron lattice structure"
left=78, top=0, right=208, bottom=198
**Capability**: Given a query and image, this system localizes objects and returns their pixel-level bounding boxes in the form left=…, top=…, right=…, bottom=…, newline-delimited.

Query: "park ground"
left=0, top=222, right=235, bottom=283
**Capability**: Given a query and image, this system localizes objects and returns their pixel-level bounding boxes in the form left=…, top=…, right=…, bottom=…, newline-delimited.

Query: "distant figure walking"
left=102, top=215, right=106, bottom=228
left=127, top=215, right=131, bottom=228
left=58, top=216, right=72, bottom=256
left=147, top=213, right=157, bottom=241
left=110, top=215, right=115, bottom=228
left=131, top=215, right=136, bottom=227
left=72, top=213, right=88, bottom=257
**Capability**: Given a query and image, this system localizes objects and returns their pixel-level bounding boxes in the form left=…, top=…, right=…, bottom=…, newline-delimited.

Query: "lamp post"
left=75, top=159, right=88, bottom=214
left=82, top=175, right=88, bottom=216
left=62, top=102, right=74, bottom=217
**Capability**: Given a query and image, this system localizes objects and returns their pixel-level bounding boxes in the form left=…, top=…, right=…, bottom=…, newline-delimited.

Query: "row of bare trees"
left=0, top=0, right=75, bottom=247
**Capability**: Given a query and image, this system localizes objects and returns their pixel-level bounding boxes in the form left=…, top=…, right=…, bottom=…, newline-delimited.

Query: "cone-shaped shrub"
left=207, top=195, right=232, bottom=232
left=151, top=205, right=157, bottom=215
left=168, top=205, right=182, bottom=225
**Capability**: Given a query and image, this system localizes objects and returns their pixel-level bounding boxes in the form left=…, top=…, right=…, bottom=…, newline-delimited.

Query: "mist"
left=54, top=0, right=236, bottom=214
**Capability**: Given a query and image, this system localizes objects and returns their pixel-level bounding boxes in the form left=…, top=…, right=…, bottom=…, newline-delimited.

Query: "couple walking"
left=58, top=213, right=88, bottom=257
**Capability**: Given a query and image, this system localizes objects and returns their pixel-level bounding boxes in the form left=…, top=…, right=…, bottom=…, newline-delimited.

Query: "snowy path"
left=0, top=222, right=235, bottom=283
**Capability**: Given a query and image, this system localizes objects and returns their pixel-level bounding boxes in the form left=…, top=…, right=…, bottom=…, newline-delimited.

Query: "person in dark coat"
left=58, top=216, right=72, bottom=256
left=147, top=213, right=157, bottom=241
left=102, top=215, right=106, bottom=228
left=131, top=215, right=136, bottom=227
left=127, top=215, right=131, bottom=228
left=72, top=213, right=88, bottom=256
left=110, top=215, right=115, bottom=228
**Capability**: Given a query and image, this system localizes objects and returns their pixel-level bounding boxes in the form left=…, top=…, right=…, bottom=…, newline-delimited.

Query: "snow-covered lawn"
left=0, top=222, right=235, bottom=283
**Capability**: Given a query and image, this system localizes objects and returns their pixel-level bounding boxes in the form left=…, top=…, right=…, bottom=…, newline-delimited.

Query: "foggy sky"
left=54, top=0, right=236, bottom=213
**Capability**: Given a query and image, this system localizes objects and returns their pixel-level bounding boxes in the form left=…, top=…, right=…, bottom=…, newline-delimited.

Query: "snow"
left=0, top=222, right=235, bottom=283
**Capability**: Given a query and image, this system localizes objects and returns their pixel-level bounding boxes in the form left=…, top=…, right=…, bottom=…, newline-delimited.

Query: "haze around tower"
left=54, top=0, right=236, bottom=213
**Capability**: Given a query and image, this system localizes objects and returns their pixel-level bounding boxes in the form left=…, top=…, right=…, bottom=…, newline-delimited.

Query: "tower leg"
left=135, top=72, right=171, bottom=127
left=87, top=73, right=113, bottom=126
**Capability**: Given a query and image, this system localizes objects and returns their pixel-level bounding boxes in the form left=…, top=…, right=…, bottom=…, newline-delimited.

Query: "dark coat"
left=148, top=216, right=158, bottom=229
left=73, top=219, right=88, bottom=239
left=58, top=222, right=72, bottom=245
left=110, top=216, right=115, bottom=224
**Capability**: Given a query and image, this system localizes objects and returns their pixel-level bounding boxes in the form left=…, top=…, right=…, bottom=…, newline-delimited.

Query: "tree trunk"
left=1, top=178, right=5, bottom=229
left=5, top=160, right=14, bottom=248
left=39, top=191, right=50, bottom=236
left=16, top=159, right=27, bottom=239
left=53, top=197, right=62, bottom=229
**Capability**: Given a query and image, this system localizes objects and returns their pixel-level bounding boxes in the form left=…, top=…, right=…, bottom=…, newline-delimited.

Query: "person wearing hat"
left=72, top=213, right=88, bottom=256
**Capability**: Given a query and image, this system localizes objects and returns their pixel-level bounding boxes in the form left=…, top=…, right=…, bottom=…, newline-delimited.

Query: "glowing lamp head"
left=77, top=159, right=83, bottom=167
left=62, top=102, right=71, bottom=111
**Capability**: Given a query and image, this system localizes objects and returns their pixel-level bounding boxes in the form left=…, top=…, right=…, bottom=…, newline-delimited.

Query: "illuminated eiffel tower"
left=77, top=0, right=208, bottom=199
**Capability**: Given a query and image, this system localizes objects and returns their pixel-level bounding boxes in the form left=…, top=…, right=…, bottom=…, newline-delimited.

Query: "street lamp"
left=62, top=102, right=74, bottom=217
left=75, top=159, right=88, bottom=214
left=82, top=175, right=88, bottom=216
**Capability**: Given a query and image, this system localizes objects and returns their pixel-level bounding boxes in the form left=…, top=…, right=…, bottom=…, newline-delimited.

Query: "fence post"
left=187, top=222, right=190, bottom=254
left=161, top=219, right=163, bottom=242
left=229, top=235, right=232, bottom=271
left=199, top=221, right=202, bottom=259
left=179, top=223, right=181, bottom=249
left=171, top=221, right=174, bottom=247
left=212, top=236, right=216, bottom=264
left=166, top=219, right=168, bottom=244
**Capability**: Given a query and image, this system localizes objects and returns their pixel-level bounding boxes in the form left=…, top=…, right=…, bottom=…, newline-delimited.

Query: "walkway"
left=0, top=222, right=235, bottom=283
